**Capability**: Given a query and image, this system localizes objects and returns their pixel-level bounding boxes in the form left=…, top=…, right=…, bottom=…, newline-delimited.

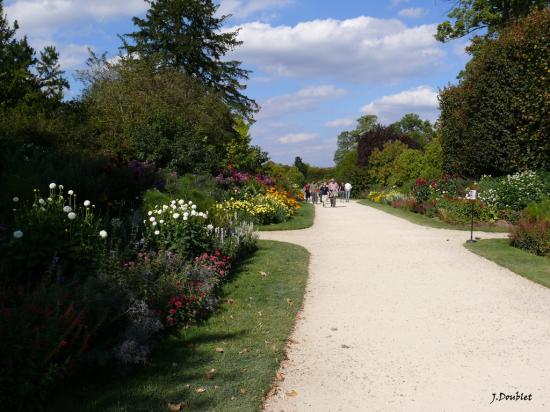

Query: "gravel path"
left=261, top=201, right=550, bottom=412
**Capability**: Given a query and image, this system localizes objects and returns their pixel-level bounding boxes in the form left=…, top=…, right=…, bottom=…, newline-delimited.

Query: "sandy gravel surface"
left=260, top=201, right=550, bottom=412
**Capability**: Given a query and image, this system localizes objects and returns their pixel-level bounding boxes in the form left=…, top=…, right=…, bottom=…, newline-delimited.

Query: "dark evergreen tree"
left=122, top=0, right=258, bottom=119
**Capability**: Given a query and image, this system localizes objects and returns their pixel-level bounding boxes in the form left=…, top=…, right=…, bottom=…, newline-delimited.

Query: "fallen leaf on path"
left=276, top=372, right=285, bottom=382
left=215, top=347, right=224, bottom=353
left=195, top=387, right=206, bottom=394
left=330, top=327, right=338, bottom=331
left=286, top=390, right=298, bottom=397
left=341, top=344, right=350, bottom=349
left=206, top=369, right=216, bottom=379
left=167, top=402, right=182, bottom=411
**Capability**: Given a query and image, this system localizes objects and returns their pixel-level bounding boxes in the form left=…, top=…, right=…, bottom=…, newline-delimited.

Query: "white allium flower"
left=99, top=230, right=108, bottom=239
left=159, top=220, right=165, bottom=224
left=171, top=200, right=176, bottom=205
left=183, top=212, right=189, bottom=218
left=148, top=211, right=153, bottom=216
left=63, top=206, right=72, bottom=213
left=191, top=210, right=197, bottom=216
left=154, top=230, right=160, bottom=235
left=152, top=221, right=157, bottom=227
left=178, top=200, right=184, bottom=205
left=149, top=216, right=156, bottom=222
left=68, top=190, right=74, bottom=195
left=171, top=204, right=177, bottom=209
left=172, top=213, right=180, bottom=219
left=59, top=185, right=64, bottom=190
left=13, top=230, right=23, bottom=239
left=207, top=224, right=214, bottom=230
left=83, top=200, right=91, bottom=207
left=49, top=183, right=56, bottom=189
left=188, top=201, right=193, bottom=205
left=191, top=204, right=197, bottom=210
left=12, top=197, right=19, bottom=203
left=68, top=212, right=76, bottom=220
left=162, top=205, right=168, bottom=210
left=47, top=197, right=53, bottom=202
left=156, top=210, right=162, bottom=214
left=183, top=216, right=188, bottom=221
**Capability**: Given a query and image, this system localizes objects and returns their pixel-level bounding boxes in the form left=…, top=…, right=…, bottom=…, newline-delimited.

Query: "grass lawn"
left=72, top=240, right=309, bottom=412
left=358, top=199, right=509, bottom=233
left=260, top=202, right=315, bottom=231
left=465, top=239, right=550, bottom=288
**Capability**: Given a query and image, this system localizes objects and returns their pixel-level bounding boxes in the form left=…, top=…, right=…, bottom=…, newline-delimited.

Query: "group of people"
left=303, top=179, right=352, bottom=207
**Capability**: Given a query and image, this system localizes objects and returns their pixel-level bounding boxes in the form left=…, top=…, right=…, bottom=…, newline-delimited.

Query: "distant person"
left=344, top=182, right=352, bottom=202
left=310, top=182, right=319, bottom=204
left=304, top=184, right=311, bottom=202
left=328, top=179, right=339, bottom=208
left=320, top=182, right=329, bottom=207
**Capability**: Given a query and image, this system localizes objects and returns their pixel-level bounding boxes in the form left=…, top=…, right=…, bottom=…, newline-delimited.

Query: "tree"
left=435, top=0, right=549, bottom=42
left=438, top=8, right=550, bottom=176
left=334, top=150, right=369, bottom=193
left=294, top=156, right=309, bottom=179
left=0, top=0, right=67, bottom=107
left=389, top=113, right=435, bottom=147
left=333, top=114, right=377, bottom=164
left=357, top=124, right=422, bottom=167
left=122, top=0, right=258, bottom=119
left=225, top=117, right=269, bottom=172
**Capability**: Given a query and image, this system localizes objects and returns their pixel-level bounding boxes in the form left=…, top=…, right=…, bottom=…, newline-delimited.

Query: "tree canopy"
left=389, top=114, right=435, bottom=147
left=333, top=114, right=377, bottom=164
left=436, top=0, right=549, bottom=42
left=122, top=0, right=258, bottom=119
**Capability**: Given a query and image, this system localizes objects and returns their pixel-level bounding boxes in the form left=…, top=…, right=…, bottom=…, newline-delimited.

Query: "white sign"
left=466, top=190, right=477, bottom=200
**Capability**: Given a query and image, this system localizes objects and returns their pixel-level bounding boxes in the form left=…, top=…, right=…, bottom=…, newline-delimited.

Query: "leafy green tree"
left=122, top=0, right=257, bottom=119
left=333, top=114, right=377, bottom=164
left=389, top=113, right=435, bottom=147
left=334, top=150, right=369, bottom=193
left=225, top=117, right=269, bottom=172
left=438, top=8, right=550, bottom=176
left=435, top=0, right=549, bottom=42
left=294, top=156, right=309, bottom=179
left=367, top=141, right=408, bottom=187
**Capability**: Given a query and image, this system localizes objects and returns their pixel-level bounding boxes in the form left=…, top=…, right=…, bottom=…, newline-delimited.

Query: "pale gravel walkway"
left=261, top=201, right=550, bottom=412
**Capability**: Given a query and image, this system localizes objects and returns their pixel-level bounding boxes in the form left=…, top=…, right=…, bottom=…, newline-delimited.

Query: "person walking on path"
left=319, top=183, right=329, bottom=207
left=344, top=182, right=352, bottom=202
left=328, top=179, right=339, bottom=208
left=304, top=184, right=311, bottom=203
left=310, top=182, right=318, bottom=204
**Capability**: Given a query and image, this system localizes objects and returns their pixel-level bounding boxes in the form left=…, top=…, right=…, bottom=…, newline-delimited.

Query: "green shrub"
left=524, top=199, right=550, bottom=221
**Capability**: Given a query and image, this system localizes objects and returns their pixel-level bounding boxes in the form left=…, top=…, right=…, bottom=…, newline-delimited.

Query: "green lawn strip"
left=77, top=240, right=309, bottom=412
left=358, top=199, right=509, bottom=233
left=465, top=239, right=550, bottom=288
left=260, top=202, right=315, bottom=231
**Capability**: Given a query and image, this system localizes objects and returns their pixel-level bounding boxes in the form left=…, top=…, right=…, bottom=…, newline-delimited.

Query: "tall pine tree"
left=122, top=0, right=258, bottom=119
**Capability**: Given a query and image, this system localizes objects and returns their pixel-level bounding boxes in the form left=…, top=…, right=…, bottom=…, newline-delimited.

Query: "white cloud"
left=228, top=16, right=444, bottom=83
left=278, top=132, right=318, bottom=144
left=361, top=85, right=439, bottom=123
left=5, top=0, right=148, bottom=37
left=325, top=118, right=355, bottom=128
left=218, top=0, right=292, bottom=20
left=58, top=44, right=93, bottom=69
left=398, top=8, right=427, bottom=18
left=259, top=85, right=347, bottom=118
left=390, top=0, right=411, bottom=6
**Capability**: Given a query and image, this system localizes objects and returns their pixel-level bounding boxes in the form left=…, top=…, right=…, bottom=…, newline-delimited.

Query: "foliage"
left=121, top=0, right=257, bottom=119
left=478, top=170, right=547, bottom=212
left=260, top=202, right=315, bottom=231
left=389, top=113, right=435, bottom=147
left=225, top=118, right=269, bottom=173
left=510, top=219, right=550, bottom=256
left=357, top=124, right=422, bottom=167
left=438, top=8, right=550, bottom=176
left=368, top=141, right=408, bottom=187
left=333, top=114, right=377, bottom=164
left=435, top=0, right=549, bottom=42
left=80, top=57, right=239, bottom=174
left=334, top=149, right=370, bottom=194
left=524, top=199, right=550, bottom=221
left=294, top=156, right=309, bottom=179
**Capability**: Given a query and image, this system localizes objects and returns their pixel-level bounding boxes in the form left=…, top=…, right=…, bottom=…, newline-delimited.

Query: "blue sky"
left=5, top=0, right=470, bottom=166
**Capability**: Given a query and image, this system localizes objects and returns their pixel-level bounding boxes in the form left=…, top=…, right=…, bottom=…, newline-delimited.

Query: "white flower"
left=63, top=206, right=72, bottom=213
left=171, top=204, right=177, bottom=209
left=49, top=183, right=56, bottom=189
left=207, top=224, right=214, bottom=230
left=183, top=216, right=188, bottom=221
left=47, top=197, right=53, bottom=202
left=173, top=213, right=180, bottom=219
left=183, top=212, right=189, bottom=218
left=59, top=185, right=64, bottom=190
left=83, top=200, right=91, bottom=207
left=162, top=205, right=168, bottom=210
left=99, top=230, right=108, bottom=239
left=188, top=201, right=193, bottom=205
left=178, top=200, right=184, bottom=205
left=68, top=190, right=74, bottom=195
left=171, top=200, right=176, bottom=205
left=13, top=230, right=23, bottom=239
left=12, top=197, right=19, bottom=203
left=68, top=212, right=76, bottom=220
left=154, top=230, right=160, bottom=235
left=149, top=216, right=156, bottom=222
left=159, top=220, right=165, bottom=224
left=152, top=221, right=158, bottom=227
left=156, top=210, right=162, bottom=214
left=148, top=211, right=153, bottom=216
left=191, top=204, right=197, bottom=210
left=191, top=210, right=197, bottom=216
